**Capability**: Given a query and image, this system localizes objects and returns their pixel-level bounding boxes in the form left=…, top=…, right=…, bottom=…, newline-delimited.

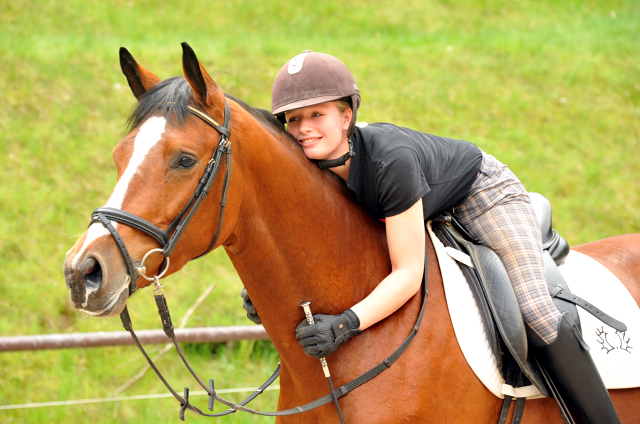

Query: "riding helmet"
left=271, top=50, right=360, bottom=137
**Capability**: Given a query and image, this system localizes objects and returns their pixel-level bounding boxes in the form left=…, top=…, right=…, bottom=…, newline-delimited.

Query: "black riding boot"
left=532, top=313, right=621, bottom=424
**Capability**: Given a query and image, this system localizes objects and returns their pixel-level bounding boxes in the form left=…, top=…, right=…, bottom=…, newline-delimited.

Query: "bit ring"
left=136, top=248, right=170, bottom=281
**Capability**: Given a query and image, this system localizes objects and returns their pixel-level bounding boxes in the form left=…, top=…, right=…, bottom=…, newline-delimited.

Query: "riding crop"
left=300, top=301, right=347, bottom=424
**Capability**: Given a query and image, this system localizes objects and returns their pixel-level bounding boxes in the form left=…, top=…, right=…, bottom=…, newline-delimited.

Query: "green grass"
left=1, top=0, right=639, bottom=422
left=0, top=340, right=281, bottom=424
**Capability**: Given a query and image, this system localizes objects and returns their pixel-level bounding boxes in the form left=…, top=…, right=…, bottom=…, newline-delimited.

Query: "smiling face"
left=284, top=102, right=352, bottom=161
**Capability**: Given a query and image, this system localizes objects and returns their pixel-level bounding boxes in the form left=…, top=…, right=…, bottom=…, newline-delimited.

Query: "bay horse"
left=63, top=43, right=640, bottom=423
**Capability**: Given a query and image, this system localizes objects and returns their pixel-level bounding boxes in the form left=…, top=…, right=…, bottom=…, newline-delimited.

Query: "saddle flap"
left=468, top=245, right=528, bottom=366
left=432, top=220, right=552, bottom=397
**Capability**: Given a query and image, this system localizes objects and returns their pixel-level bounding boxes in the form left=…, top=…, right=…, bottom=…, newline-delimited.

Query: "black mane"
left=126, top=76, right=295, bottom=145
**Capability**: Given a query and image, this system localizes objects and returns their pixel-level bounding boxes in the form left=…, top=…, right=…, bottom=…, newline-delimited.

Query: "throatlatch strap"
left=195, top=143, right=232, bottom=259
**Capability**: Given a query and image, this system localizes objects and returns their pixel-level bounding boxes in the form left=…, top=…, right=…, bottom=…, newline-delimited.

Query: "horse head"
left=63, top=43, right=247, bottom=317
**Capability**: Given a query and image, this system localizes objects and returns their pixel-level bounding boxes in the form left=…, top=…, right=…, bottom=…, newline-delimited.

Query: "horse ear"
left=181, top=42, right=225, bottom=108
left=119, top=47, right=161, bottom=100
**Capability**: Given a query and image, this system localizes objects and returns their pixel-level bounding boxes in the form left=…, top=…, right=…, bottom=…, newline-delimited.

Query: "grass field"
left=1, top=0, right=638, bottom=423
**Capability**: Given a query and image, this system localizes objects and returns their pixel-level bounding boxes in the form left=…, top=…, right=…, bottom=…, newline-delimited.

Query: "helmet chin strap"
left=317, top=106, right=358, bottom=170
left=317, top=138, right=355, bottom=170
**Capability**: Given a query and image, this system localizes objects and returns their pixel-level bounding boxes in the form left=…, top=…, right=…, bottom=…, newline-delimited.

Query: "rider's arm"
left=248, top=199, right=426, bottom=329
left=350, top=198, right=425, bottom=330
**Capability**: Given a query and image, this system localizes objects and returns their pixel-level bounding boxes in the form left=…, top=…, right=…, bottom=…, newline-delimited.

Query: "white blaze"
left=72, top=117, right=167, bottom=269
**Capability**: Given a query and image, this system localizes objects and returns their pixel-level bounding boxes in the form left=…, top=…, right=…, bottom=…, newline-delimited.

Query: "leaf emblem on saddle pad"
left=596, top=326, right=632, bottom=354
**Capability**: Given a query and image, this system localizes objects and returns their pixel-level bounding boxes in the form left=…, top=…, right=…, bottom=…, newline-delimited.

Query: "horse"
left=63, top=43, right=640, bottom=423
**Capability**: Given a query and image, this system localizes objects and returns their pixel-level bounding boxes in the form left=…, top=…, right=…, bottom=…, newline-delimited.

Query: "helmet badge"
left=287, top=51, right=311, bottom=75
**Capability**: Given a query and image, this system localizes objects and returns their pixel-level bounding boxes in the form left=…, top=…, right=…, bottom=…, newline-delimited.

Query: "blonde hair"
left=332, top=99, right=351, bottom=113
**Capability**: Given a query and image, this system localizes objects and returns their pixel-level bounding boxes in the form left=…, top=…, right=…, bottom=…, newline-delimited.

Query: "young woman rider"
left=242, top=50, right=620, bottom=423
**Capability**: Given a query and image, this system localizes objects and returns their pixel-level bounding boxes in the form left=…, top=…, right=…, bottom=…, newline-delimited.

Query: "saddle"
left=430, top=192, right=627, bottom=400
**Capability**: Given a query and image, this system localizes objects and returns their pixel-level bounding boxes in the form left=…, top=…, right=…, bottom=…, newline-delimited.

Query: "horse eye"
left=179, top=157, right=196, bottom=168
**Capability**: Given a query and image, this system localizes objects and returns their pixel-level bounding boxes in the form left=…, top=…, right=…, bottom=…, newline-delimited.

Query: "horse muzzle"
left=63, top=239, right=131, bottom=317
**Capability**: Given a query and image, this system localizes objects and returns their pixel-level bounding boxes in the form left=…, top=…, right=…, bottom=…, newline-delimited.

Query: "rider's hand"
left=295, top=309, right=362, bottom=358
left=240, top=287, right=261, bottom=324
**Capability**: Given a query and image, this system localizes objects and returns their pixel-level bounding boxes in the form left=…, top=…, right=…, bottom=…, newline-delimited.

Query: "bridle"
left=91, top=100, right=232, bottom=296
left=89, top=98, right=429, bottom=421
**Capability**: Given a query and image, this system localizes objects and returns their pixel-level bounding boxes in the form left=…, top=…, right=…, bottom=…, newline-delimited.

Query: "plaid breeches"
left=453, top=153, right=561, bottom=345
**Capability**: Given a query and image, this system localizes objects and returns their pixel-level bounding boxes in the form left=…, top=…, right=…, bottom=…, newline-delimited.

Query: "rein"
left=90, top=101, right=429, bottom=421
left=119, top=273, right=427, bottom=420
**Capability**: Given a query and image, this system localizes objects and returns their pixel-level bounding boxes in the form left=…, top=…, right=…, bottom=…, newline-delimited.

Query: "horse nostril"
left=81, top=257, right=103, bottom=290
left=86, top=263, right=102, bottom=289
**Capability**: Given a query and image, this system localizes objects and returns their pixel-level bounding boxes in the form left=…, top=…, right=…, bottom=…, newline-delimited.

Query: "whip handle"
left=300, top=302, right=331, bottom=378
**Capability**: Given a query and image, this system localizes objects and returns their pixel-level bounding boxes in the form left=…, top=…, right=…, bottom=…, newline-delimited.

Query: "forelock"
left=127, top=76, right=193, bottom=130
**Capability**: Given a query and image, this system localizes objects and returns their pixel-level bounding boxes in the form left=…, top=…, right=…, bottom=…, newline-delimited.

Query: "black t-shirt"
left=346, top=123, right=482, bottom=220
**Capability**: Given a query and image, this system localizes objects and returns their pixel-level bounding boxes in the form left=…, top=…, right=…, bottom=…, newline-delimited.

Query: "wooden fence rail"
left=0, top=326, right=269, bottom=352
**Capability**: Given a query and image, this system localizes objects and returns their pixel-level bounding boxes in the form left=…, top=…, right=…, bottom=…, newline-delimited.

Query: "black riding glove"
left=295, top=309, right=362, bottom=359
left=240, top=287, right=261, bottom=324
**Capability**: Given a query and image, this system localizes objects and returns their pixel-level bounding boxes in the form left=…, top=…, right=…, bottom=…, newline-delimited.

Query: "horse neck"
left=222, top=105, right=391, bottom=348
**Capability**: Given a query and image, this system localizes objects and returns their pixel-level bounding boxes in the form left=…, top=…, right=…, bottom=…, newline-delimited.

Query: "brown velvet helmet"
left=271, top=50, right=361, bottom=138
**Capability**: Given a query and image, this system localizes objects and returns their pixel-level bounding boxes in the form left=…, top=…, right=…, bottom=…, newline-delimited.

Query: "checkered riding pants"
left=453, top=153, right=562, bottom=345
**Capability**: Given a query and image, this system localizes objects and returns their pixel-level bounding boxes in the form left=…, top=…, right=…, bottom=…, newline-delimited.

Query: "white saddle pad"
left=426, top=221, right=640, bottom=399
